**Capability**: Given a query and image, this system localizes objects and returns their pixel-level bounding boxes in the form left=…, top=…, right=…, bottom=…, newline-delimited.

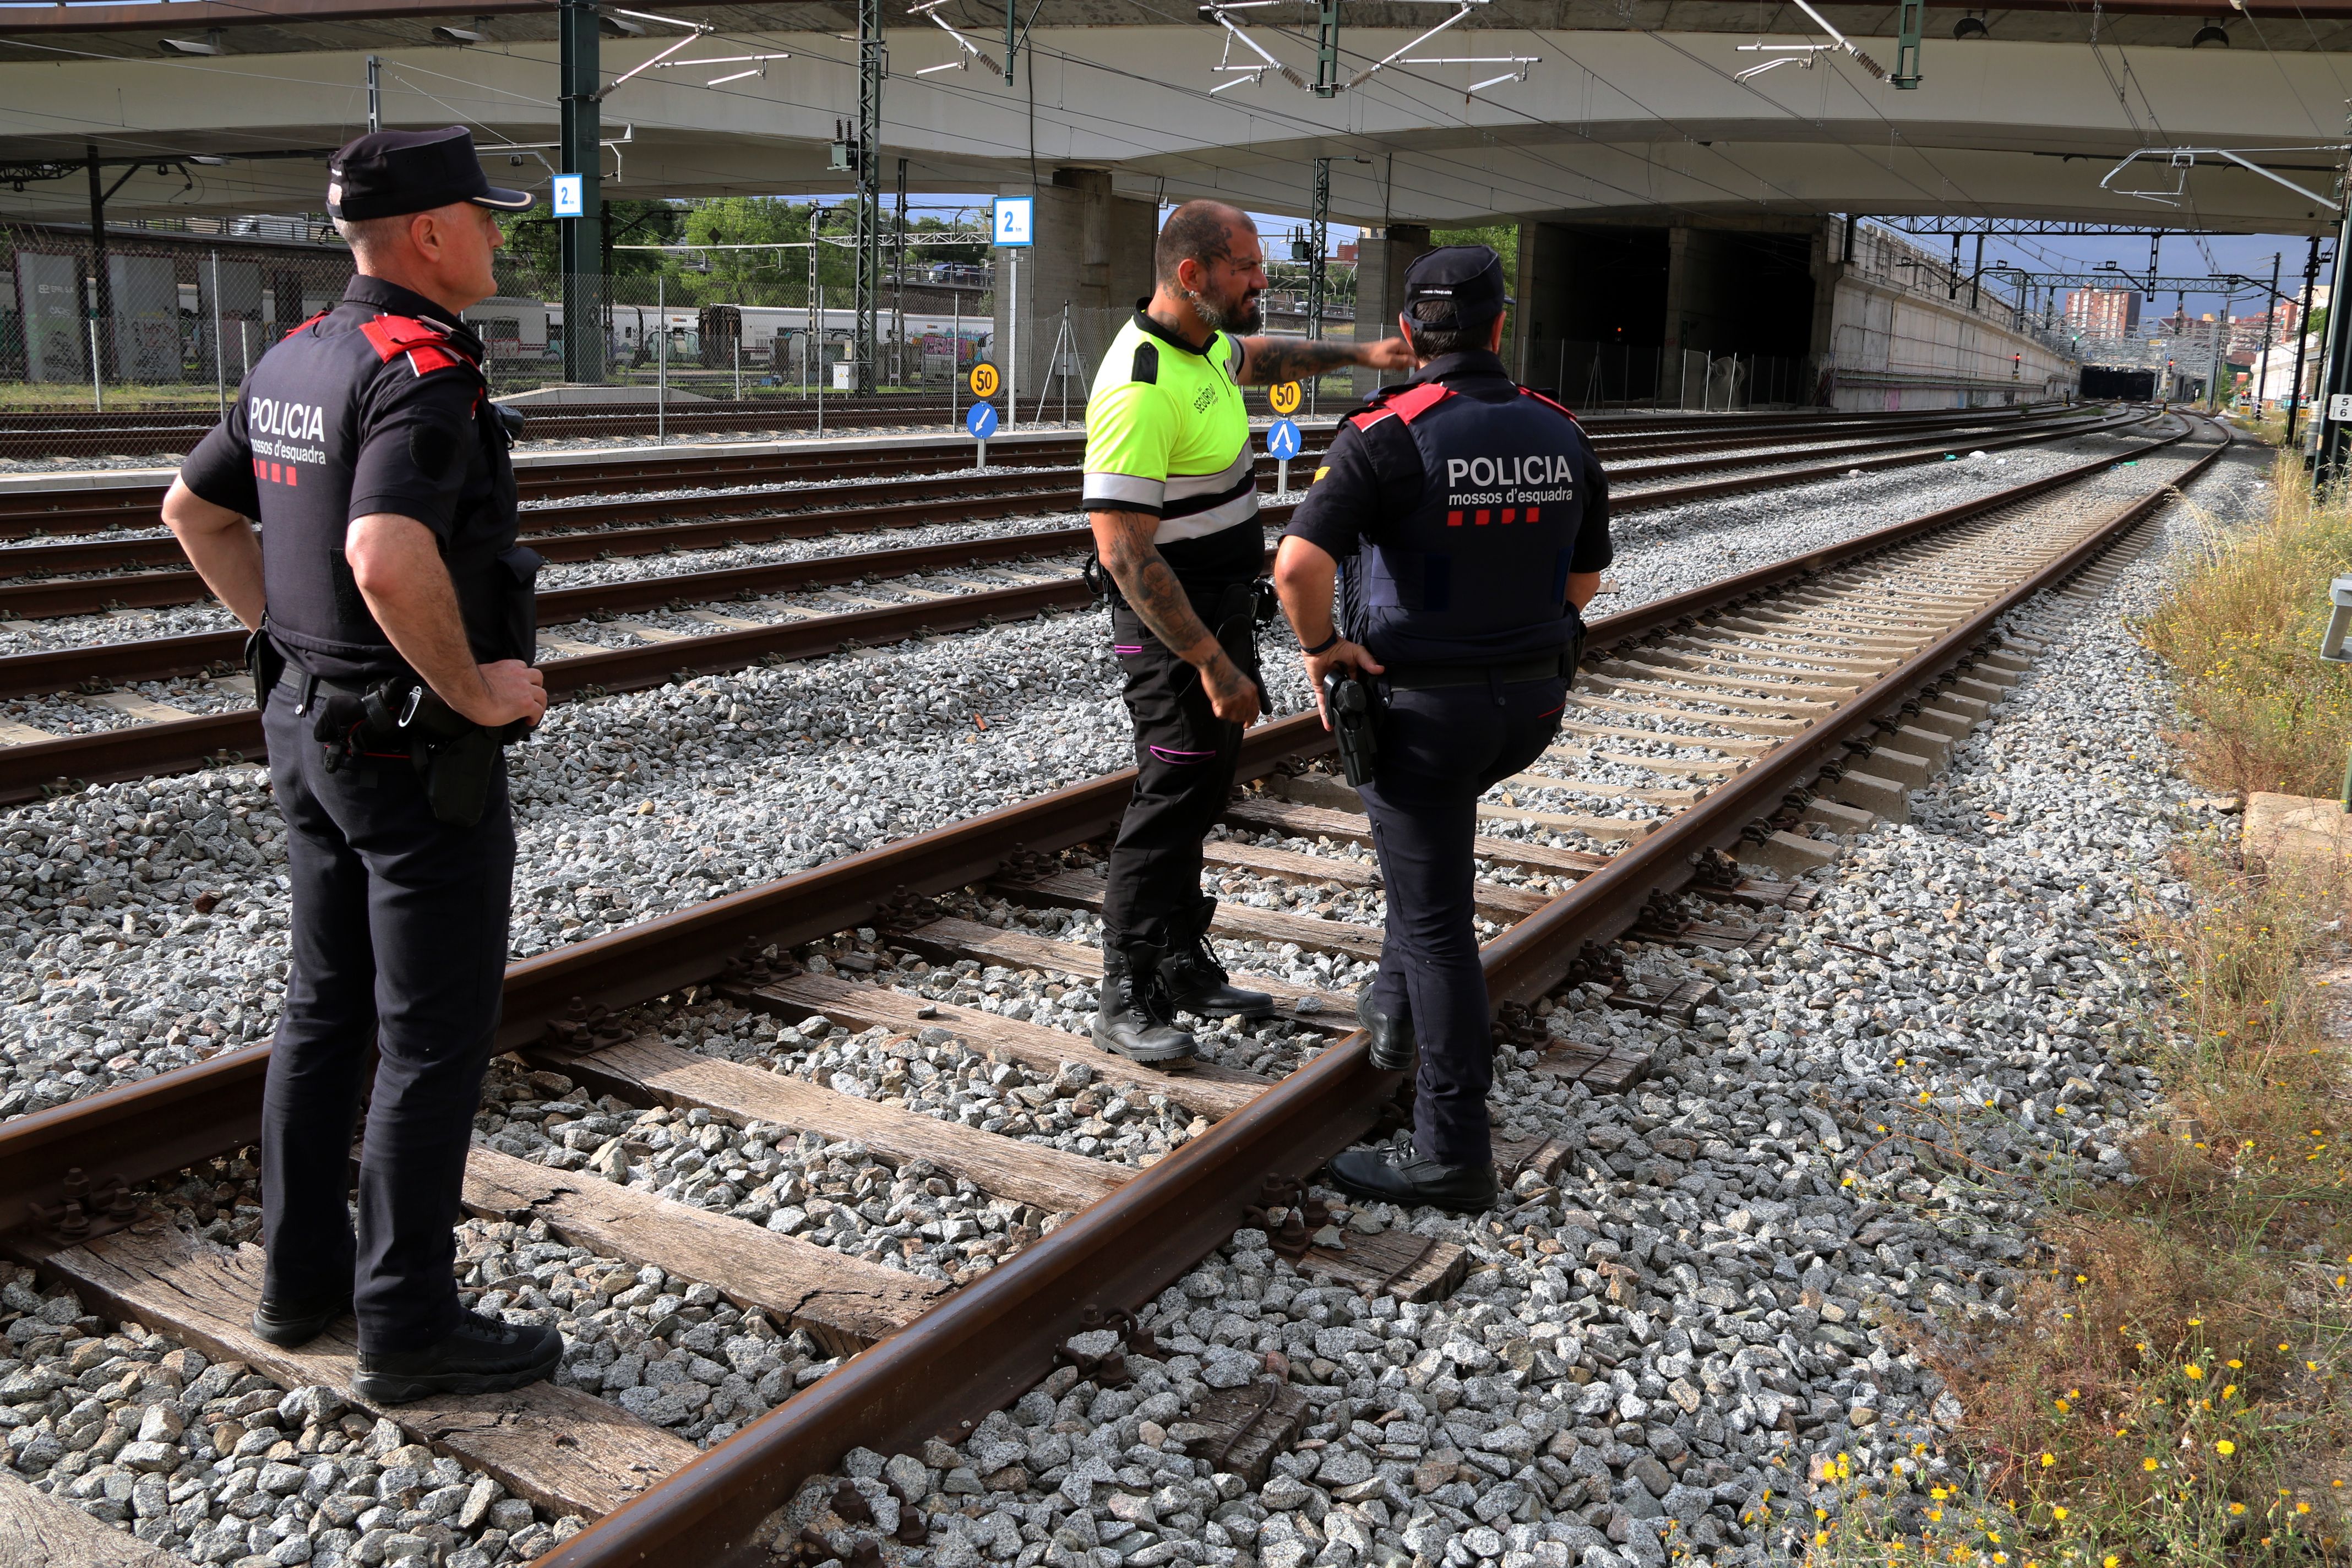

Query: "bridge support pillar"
left=1511, top=221, right=1572, bottom=387
left=992, top=168, right=1155, bottom=418
left=1352, top=223, right=1430, bottom=398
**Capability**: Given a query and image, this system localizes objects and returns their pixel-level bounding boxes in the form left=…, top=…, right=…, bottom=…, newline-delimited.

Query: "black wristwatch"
left=1300, top=630, right=1342, bottom=657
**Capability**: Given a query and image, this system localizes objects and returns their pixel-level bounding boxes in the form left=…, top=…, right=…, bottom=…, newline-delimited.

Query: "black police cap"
left=328, top=127, right=534, bottom=222
left=1403, top=244, right=1514, bottom=329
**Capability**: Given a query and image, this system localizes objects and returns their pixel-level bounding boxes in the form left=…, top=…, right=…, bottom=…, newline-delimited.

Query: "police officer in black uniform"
left=163, top=128, right=559, bottom=1403
left=1272, top=245, right=1611, bottom=1213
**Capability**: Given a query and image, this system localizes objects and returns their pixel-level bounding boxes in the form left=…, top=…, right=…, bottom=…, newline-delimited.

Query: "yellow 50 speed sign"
left=968, top=362, right=1001, bottom=400
left=1268, top=380, right=1303, bottom=415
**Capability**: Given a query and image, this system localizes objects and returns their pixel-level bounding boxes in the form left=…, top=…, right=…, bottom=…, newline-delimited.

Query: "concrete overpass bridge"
left=3, top=0, right=2346, bottom=405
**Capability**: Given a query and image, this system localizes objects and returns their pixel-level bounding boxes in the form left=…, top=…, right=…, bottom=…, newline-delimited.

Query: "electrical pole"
left=2255, top=251, right=2280, bottom=415
left=85, top=145, right=111, bottom=385
left=893, top=156, right=908, bottom=389
left=852, top=0, right=884, bottom=394
left=2317, top=131, right=2352, bottom=483
left=2290, top=236, right=2321, bottom=447
left=1306, top=157, right=1331, bottom=346
left=558, top=0, right=604, bottom=384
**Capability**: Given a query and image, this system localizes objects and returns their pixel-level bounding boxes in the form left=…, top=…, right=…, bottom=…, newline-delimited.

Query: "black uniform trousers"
left=259, top=676, right=514, bottom=1353
left=1102, top=577, right=1262, bottom=950
left=1358, top=676, right=1567, bottom=1168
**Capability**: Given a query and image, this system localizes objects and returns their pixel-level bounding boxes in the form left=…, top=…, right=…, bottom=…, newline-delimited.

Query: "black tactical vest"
left=243, top=285, right=530, bottom=683
left=1343, top=375, right=1594, bottom=668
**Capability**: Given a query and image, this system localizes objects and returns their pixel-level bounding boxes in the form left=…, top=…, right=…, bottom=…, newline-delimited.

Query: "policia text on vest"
left=160, top=127, right=565, bottom=1405
left=1272, top=241, right=1613, bottom=1215
left=1080, top=200, right=1415, bottom=1070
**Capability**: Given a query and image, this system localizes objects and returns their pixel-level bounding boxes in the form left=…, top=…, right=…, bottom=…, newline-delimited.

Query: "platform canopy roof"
left=1, top=0, right=2347, bottom=232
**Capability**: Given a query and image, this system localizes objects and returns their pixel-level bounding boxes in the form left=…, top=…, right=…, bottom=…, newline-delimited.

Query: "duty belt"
left=1382, top=652, right=1569, bottom=691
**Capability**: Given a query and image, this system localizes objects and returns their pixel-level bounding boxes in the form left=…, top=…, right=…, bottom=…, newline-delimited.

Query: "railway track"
left=0, top=402, right=2072, bottom=543
left=0, top=405, right=2152, bottom=803
left=0, top=403, right=2110, bottom=608
left=0, top=396, right=2057, bottom=470
left=0, top=413, right=2227, bottom=1566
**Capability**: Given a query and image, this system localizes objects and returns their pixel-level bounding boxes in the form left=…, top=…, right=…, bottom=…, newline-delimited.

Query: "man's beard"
left=1192, top=287, right=1262, bottom=334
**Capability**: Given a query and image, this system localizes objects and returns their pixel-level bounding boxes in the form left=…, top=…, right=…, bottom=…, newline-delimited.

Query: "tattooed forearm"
left=1089, top=509, right=1223, bottom=667
left=1238, top=336, right=1369, bottom=386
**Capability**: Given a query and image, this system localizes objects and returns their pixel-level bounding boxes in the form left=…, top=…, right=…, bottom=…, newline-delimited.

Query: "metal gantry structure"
left=1305, top=157, right=1331, bottom=345
left=851, top=0, right=885, bottom=394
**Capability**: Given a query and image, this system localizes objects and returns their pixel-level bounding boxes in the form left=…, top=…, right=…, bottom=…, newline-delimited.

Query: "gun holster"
left=243, top=623, right=285, bottom=709
left=313, top=677, right=520, bottom=827
left=1212, top=579, right=1276, bottom=715
left=1322, top=668, right=1384, bottom=788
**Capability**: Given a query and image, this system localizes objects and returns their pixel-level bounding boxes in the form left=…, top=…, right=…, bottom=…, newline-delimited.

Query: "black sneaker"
left=251, top=1291, right=352, bottom=1349
left=353, top=1312, right=563, bottom=1406
left=1327, top=1142, right=1499, bottom=1214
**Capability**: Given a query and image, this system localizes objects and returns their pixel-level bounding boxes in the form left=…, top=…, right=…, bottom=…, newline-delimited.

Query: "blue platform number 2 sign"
left=992, top=196, right=1035, bottom=248
left=551, top=174, right=584, bottom=219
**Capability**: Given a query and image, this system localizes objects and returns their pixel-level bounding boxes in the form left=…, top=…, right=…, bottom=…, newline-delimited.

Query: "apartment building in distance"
left=2064, top=287, right=2142, bottom=337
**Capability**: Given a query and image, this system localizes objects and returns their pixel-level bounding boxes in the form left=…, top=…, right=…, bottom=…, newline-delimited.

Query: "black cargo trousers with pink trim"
left=1101, top=574, right=1267, bottom=951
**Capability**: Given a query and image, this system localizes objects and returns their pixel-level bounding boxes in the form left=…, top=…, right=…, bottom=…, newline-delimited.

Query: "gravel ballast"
left=0, top=424, right=2262, bottom=1568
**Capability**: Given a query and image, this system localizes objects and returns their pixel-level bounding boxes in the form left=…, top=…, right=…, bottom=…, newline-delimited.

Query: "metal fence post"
left=656, top=273, right=667, bottom=445
left=209, top=248, right=225, bottom=420
left=88, top=317, right=103, bottom=412
left=733, top=334, right=741, bottom=402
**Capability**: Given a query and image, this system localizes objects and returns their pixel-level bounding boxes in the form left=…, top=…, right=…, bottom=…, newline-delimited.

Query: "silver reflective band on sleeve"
left=1082, top=471, right=1167, bottom=511
left=1160, top=444, right=1254, bottom=509
left=1154, top=488, right=1260, bottom=542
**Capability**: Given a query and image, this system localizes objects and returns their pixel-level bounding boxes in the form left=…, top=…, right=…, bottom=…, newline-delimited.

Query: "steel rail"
left=0, top=407, right=2165, bottom=803
left=0, top=402, right=2063, bottom=538
left=0, top=402, right=2059, bottom=570
left=525, top=416, right=2231, bottom=1568
left=1478, top=417, right=2229, bottom=1008
left=0, top=406, right=2136, bottom=621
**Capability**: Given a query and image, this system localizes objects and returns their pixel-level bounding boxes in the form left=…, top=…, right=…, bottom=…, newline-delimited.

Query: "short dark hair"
left=1402, top=298, right=1478, bottom=358
left=1156, top=201, right=1253, bottom=290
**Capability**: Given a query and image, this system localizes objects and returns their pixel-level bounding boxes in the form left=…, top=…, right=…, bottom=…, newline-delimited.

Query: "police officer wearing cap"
left=1272, top=244, right=1611, bottom=1213
left=164, top=128, right=558, bottom=1403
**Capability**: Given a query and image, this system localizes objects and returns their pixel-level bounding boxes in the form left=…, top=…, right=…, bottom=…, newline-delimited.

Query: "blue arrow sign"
left=1266, top=418, right=1303, bottom=461
left=967, top=400, right=999, bottom=439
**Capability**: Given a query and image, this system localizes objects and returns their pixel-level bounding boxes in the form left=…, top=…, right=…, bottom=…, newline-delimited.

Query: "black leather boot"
left=1158, top=902, right=1273, bottom=1019
left=1355, top=984, right=1416, bottom=1071
left=1327, top=1141, right=1498, bottom=1213
left=251, top=1288, right=352, bottom=1348
left=355, top=1311, right=562, bottom=1405
left=1093, top=944, right=1197, bottom=1065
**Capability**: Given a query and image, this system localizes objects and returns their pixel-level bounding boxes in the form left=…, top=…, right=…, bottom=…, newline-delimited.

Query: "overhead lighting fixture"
left=187, top=155, right=230, bottom=166
left=598, top=13, right=648, bottom=37
left=1952, top=12, right=1988, bottom=38
left=160, top=37, right=221, bottom=56
left=432, top=25, right=486, bottom=44
left=2191, top=21, right=2230, bottom=44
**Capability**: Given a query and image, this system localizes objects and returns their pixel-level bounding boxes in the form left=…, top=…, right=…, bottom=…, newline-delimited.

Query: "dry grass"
left=2139, top=454, right=2352, bottom=797
left=1800, top=469, right=2352, bottom=1566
